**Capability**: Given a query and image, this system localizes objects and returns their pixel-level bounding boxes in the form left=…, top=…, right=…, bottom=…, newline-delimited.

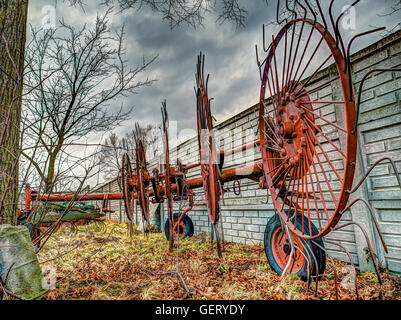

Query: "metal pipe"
left=219, top=140, right=260, bottom=156
left=30, top=160, right=264, bottom=203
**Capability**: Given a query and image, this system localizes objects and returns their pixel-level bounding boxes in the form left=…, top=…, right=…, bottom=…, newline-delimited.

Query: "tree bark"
left=0, top=0, right=28, bottom=224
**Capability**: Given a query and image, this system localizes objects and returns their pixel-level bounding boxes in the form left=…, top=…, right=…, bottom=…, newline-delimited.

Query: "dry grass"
left=37, top=220, right=401, bottom=300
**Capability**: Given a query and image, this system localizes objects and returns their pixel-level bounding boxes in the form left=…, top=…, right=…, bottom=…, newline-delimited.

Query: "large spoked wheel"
left=196, top=53, right=224, bottom=257
left=164, top=213, right=194, bottom=241
left=264, top=213, right=326, bottom=281
left=135, top=139, right=150, bottom=222
left=121, top=153, right=135, bottom=221
left=259, top=19, right=357, bottom=239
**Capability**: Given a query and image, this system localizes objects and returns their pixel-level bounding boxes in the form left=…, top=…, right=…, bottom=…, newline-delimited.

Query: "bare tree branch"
left=23, top=10, right=157, bottom=192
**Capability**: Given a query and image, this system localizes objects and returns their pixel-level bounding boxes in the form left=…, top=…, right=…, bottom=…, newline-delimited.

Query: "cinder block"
left=226, top=229, right=238, bottom=237
left=224, top=235, right=233, bottom=242
left=252, top=218, right=268, bottom=226
left=225, top=216, right=237, bottom=223
left=258, top=211, right=273, bottom=219
left=245, top=225, right=260, bottom=232
left=232, top=223, right=245, bottom=231
left=353, top=50, right=388, bottom=73
left=238, top=231, right=251, bottom=238
left=231, top=211, right=244, bottom=217
left=244, top=211, right=259, bottom=218
left=237, top=217, right=251, bottom=224
left=232, top=236, right=246, bottom=244
left=223, top=222, right=232, bottom=229
left=364, top=141, right=386, bottom=154
left=252, top=232, right=264, bottom=241
left=388, top=138, right=401, bottom=151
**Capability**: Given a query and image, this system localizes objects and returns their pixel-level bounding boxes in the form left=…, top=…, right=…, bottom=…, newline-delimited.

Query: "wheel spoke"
left=304, top=116, right=346, bottom=159
left=299, top=105, right=347, bottom=133
left=305, top=130, right=337, bottom=204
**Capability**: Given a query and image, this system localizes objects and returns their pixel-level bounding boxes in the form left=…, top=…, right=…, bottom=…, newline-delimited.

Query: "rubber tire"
left=164, top=213, right=194, bottom=240
left=264, top=212, right=326, bottom=281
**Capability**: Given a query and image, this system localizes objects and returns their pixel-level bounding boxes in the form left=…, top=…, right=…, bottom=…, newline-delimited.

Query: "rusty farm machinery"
left=20, top=0, right=401, bottom=298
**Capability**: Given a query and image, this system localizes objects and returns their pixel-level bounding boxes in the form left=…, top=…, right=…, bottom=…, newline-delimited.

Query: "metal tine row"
left=278, top=212, right=321, bottom=297
left=333, top=221, right=383, bottom=284
left=301, top=237, right=320, bottom=295
left=255, top=0, right=325, bottom=82
left=256, top=0, right=386, bottom=91
left=351, top=157, right=401, bottom=194
left=345, top=27, right=386, bottom=78
left=342, top=197, right=388, bottom=254
left=283, top=224, right=363, bottom=300
left=332, top=1, right=360, bottom=64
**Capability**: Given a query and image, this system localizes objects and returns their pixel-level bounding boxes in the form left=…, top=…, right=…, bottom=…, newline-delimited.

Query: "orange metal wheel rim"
left=271, top=226, right=305, bottom=273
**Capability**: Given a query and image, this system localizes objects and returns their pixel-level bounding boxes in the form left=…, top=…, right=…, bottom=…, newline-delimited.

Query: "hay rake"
left=20, top=0, right=401, bottom=299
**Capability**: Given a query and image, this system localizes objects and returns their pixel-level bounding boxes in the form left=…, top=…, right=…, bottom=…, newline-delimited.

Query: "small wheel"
left=164, top=213, right=194, bottom=240
left=264, top=212, right=326, bottom=281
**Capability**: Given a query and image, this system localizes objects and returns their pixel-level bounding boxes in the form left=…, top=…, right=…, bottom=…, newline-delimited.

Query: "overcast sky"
left=27, top=0, right=401, bottom=136
left=26, top=0, right=400, bottom=185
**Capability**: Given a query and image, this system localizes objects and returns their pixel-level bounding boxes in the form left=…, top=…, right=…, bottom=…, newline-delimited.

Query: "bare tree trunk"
left=0, top=1, right=28, bottom=224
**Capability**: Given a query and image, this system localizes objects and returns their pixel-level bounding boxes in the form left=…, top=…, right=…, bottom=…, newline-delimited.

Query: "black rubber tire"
left=264, top=212, right=326, bottom=281
left=164, top=213, right=194, bottom=240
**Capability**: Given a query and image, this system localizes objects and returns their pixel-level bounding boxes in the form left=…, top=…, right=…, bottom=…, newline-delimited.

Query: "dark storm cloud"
left=28, top=0, right=401, bottom=140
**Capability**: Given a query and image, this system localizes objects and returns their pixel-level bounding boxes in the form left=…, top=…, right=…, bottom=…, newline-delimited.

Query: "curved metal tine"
left=255, top=45, right=263, bottom=80
left=276, top=0, right=286, bottom=25
left=263, top=24, right=267, bottom=52
left=281, top=223, right=296, bottom=277
left=293, top=243, right=312, bottom=286
left=354, top=69, right=401, bottom=133
left=219, top=220, right=225, bottom=251
left=276, top=0, right=281, bottom=24
left=303, top=0, right=317, bottom=25
left=300, top=238, right=319, bottom=296
left=196, top=53, right=201, bottom=86
left=299, top=238, right=314, bottom=290
left=201, top=53, right=205, bottom=87
left=342, top=197, right=388, bottom=254
left=345, top=27, right=386, bottom=74
left=311, top=239, right=339, bottom=300
left=337, top=1, right=361, bottom=60
left=206, top=74, right=209, bottom=97
left=262, top=24, right=274, bottom=54
left=295, top=0, right=307, bottom=19
left=213, top=223, right=223, bottom=258
left=323, top=238, right=359, bottom=300
left=161, top=99, right=168, bottom=129
left=328, top=0, right=336, bottom=44
left=315, top=0, right=327, bottom=33
left=351, top=157, right=401, bottom=194
left=286, top=0, right=297, bottom=20
left=332, top=222, right=383, bottom=285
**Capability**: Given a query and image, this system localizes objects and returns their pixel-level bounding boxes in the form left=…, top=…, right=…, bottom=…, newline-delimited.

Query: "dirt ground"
left=37, top=220, right=401, bottom=300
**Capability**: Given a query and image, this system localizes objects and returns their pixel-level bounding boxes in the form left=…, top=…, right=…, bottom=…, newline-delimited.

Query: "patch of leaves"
left=38, top=221, right=401, bottom=300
